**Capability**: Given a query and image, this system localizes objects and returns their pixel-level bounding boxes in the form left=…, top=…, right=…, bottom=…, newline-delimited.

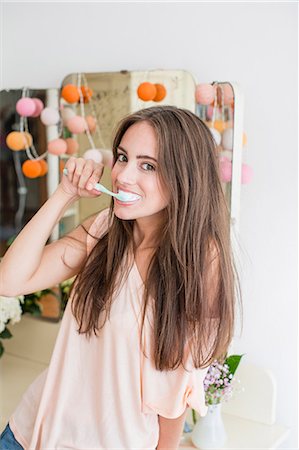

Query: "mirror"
left=195, top=81, right=236, bottom=208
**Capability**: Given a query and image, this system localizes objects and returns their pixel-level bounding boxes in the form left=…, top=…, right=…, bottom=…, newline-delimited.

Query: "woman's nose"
left=117, top=163, right=137, bottom=185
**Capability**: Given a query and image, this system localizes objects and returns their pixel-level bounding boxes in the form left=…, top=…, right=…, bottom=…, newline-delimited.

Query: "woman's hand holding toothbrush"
left=60, top=157, right=104, bottom=200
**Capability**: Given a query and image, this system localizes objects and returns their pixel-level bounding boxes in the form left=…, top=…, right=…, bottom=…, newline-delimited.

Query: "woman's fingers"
left=64, top=157, right=77, bottom=182
left=64, top=157, right=104, bottom=193
left=86, top=164, right=104, bottom=191
left=77, top=159, right=94, bottom=189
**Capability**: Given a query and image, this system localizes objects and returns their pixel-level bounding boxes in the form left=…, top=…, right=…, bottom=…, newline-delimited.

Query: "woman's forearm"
left=0, top=186, right=78, bottom=295
left=156, top=408, right=188, bottom=450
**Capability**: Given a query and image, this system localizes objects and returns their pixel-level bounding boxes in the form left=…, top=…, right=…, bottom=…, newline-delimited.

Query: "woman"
left=0, top=105, right=241, bottom=449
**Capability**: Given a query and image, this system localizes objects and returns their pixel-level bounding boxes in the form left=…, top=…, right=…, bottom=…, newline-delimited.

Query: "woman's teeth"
left=117, top=190, right=141, bottom=202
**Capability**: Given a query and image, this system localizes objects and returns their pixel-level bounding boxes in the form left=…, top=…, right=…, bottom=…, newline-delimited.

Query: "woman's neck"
left=133, top=214, right=165, bottom=250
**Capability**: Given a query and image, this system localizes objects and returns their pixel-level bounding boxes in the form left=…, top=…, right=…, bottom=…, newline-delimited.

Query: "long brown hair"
left=71, top=105, right=242, bottom=371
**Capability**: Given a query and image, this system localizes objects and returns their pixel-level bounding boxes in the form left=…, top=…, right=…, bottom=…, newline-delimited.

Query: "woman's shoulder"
left=84, top=208, right=110, bottom=253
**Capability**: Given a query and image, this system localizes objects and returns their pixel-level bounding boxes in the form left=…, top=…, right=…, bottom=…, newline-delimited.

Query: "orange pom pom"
left=61, top=84, right=80, bottom=104
left=153, top=84, right=167, bottom=102
left=80, top=86, right=93, bottom=103
left=38, top=159, right=48, bottom=176
left=213, top=120, right=227, bottom=133
left=23, top=132, right=33, bottom=147
left=65, top=137, right=79, bottom=155
left=6, top=131, right=27, bottom=151
left=59, top=160, right=65, bottom=174
left=137, top=82, right=157, bottom=101
left=22, top=160, right=42, bottom=178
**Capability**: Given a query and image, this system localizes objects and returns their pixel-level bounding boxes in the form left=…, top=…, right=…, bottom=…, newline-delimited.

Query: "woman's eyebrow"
left=117, top=145, right=157, bottom=163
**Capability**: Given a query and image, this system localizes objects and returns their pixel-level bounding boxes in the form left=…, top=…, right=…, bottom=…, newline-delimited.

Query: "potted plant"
left=190, top=354, right=244, bottom=449
left=0, top=294, right=27, bottom=357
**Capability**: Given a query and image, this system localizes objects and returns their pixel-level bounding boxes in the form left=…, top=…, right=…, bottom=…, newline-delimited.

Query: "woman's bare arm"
left=0, top=157, right=103, bottom=297
left=156, top=408, right=188, bottom=450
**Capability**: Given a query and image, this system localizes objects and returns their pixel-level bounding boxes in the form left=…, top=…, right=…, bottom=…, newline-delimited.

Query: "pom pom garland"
left=195, top=84, right=215, bottom=105
left=8, top=89, right=65, bottom=179
left=66, top=115, right=87, bottom=134
left=241, top=163, right=253, bottom=184
left=219, top=158, right=232, bottom=183
left=137, top=82, right=167, bottom=102
left=153, top=84, right=167, bottom=102
left=22, top=160, right=42, bottom=178
left=60, top=106, right=76, bottom=125
left=40, top=107, right=60, bottom=126
left=47, top=138, right=67, bottom=155
left=137, top=82, right=157, bottom=101
left=85, top=115, right=96, bottom=133
left=61, top=84, right=80, bottom=103
left=65, top=138, right=79, bottom=155
left=80, top=86, right=93, bottom=103
left=6, top=131, right=30, bottom=151
left=222, top=83, right=234, bottom=105
left=16, top=98, right=36, bottom=117
left=31, top=98, right=44, bottom=117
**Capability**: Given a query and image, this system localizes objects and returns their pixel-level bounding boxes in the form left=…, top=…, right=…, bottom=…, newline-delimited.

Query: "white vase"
left=191, top=403, right=227, bottom=449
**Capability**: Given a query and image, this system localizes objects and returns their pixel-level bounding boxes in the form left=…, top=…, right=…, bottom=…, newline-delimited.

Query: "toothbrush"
left=62, top=168, right=139, bottom=203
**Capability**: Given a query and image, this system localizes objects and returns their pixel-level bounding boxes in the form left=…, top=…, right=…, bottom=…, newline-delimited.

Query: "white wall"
left=1, top=2, right=298, bottom=448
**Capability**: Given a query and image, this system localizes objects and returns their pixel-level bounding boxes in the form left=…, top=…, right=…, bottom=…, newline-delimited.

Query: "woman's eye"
left=117, top=154, right=127, bottom=162
left=142, top=163, right=156, bottom=172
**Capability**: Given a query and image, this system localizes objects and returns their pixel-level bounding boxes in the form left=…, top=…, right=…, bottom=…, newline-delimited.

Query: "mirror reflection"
left=0, top=88, right=61, bottom=320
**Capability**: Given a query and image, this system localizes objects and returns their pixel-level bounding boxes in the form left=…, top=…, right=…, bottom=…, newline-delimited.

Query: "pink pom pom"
left=206, top=105, right=214, bottom=120
left=83, top=149, right=103, bottom=163
left=47, top=138, right=67, bottom=155
left=60, top=106, right=76, bottom=125
left=222, top=84, right=234, bottom=105
left=219, top=158, right=232, bottom=182
left=241, top=163, right=253, bottom=184
left=65, top=138, right=79, bottom=155
left=40, top=107, right=60, bottom=126
left=67, top=116, right=87, bottom=134
left=16, top=98, right=36, bottom=117
left=31, top=98, right=44, bottom=117
left=195, top=84, right=215, bottom=105
left=85, top=115, right=96, bottom=133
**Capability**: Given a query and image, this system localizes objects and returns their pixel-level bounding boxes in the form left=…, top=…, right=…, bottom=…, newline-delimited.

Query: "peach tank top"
left=9, top=209, right=209, bottom=449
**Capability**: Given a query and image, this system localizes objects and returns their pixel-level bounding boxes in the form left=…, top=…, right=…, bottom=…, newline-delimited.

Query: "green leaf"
left=192, top=408, right=197, bottom=425
left=0, top=327, right=12, bottom=339
left=21, top=302, right=42, bottom=316
left=225, top=354, right=245, bottom=375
